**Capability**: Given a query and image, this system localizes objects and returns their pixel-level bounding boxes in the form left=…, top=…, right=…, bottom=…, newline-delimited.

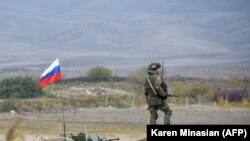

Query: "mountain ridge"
left=0, top=0, right=249, bottom=68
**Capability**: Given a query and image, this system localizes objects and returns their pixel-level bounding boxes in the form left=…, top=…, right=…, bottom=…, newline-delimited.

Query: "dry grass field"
left=0, top=105, right=250, bottom=141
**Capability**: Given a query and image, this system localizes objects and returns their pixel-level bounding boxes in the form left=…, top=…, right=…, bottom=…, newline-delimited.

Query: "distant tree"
left=190, top=86, right=208, bottom=96
left=231, top=77, right=243, bottom=87
left=0, top=76, right=44, bottom=98
left=172, top=84, right=182, bottom=95
left=87, top=66, right=112, bottom=81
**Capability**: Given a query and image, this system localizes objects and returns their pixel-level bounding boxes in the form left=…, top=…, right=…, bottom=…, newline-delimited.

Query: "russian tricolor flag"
left=38, top=58, right=62, bottom=87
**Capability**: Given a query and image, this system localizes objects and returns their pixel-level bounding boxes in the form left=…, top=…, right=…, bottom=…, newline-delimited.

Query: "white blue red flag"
left=38, top=58, right=62, bottom=87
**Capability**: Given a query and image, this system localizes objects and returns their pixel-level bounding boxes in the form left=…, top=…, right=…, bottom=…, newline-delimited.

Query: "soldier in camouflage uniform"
left=144, top=63, right=172, bottom=125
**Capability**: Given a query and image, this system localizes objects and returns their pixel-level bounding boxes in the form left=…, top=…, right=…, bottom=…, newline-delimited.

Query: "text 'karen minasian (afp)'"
left=147, top=125, right=250, bottom=141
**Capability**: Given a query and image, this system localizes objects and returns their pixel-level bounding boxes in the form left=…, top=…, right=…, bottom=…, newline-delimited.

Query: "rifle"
left=101, top=138, right=120, bottom=141
left=161, top=62, right=178, bottom=98
left=166, top=93, right=178, bottom=97
left=160, top=62, right=168, bottom=93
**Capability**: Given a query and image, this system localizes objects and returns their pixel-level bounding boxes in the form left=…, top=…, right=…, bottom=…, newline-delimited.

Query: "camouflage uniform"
left=144, top=63, right=172, bottom=125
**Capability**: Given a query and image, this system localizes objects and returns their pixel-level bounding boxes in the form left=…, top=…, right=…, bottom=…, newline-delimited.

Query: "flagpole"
left=38, top=58, right=63, bottom=138
left=61, top=88, right=66, bottom=141
left=58, top=92, right=61, bottom=137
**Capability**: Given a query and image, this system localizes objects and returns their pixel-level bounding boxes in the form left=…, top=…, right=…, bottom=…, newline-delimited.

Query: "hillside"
left=0, top=0, right=249, bottom=68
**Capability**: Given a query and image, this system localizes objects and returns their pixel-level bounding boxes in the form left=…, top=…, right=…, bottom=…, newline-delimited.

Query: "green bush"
left=0, top=76, right=44, bottom=98
left=87, top=66, right=112, bottom=81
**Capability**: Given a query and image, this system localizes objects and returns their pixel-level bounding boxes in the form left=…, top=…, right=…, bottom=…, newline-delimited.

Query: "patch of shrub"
left=0, top=76, right=44, bottom=99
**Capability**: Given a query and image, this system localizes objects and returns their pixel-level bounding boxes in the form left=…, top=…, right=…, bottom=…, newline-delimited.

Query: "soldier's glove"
left=162, top=96, right=167, bottom=100
left=160, top=93, right=168, bottom=100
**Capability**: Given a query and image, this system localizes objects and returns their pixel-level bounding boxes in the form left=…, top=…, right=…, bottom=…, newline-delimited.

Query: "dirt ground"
left=0, top=104, right=250, bottom=141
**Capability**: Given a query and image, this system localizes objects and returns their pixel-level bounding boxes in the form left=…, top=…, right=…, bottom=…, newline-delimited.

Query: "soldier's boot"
left=164, top=109, right=172, bottom=125
left=150, top=114, right=158, bottom=125
left=149, top=107, right=158, bottom=125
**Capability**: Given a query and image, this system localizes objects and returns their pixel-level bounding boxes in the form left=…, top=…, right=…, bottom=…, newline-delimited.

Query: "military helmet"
left=148, top=63, right=161, bottom=70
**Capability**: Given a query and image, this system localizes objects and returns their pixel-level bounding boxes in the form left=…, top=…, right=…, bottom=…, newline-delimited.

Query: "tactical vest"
left=144, top=72, right=164, bottom=106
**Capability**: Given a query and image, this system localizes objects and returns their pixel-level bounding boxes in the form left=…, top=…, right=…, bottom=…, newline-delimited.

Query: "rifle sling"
left=146, top=75, right=158, bottom=96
